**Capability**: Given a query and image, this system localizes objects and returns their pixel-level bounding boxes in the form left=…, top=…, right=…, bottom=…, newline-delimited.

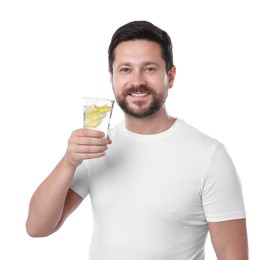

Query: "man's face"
left=110, top=40, right=175, bottom=119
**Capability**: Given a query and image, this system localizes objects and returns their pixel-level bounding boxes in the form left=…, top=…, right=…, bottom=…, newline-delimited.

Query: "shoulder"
left=175, top=119, right=220, bottom=150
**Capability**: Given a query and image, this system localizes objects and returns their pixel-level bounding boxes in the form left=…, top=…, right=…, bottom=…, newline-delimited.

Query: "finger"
left=84, top=152, right=106, bottom=159
left=73, top=128, right=105, bottom=138
left=75, top=137, right=109, bottom=146
left=107, top=136, right=112, bottom=144
left=71, top=143, right=108, bottom=154
left=71, top=151, right=107, bottom=162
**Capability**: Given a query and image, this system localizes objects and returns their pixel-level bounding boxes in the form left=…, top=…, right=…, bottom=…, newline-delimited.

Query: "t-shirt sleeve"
left=70, top=160, right=90, bottom=199
left=202, top=143, right=246, bottom=222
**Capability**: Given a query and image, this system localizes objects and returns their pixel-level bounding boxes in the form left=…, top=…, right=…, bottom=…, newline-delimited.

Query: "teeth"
left=130, top=93, right=148, bottom=97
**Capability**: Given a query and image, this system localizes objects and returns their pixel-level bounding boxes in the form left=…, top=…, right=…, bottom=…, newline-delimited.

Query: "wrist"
left=59, top=156, right=79, bottom=173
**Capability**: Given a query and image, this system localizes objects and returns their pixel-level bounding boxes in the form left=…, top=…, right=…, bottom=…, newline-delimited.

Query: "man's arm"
left=208, top=218, right=248, bottom=260
left=26, top=159, right=82, bottom=237
left=26, top=128, right=110, bottom=237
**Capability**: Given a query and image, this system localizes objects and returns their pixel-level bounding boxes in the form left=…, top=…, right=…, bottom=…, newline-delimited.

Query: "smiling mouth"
left=128, top=92, right=150, bottom=97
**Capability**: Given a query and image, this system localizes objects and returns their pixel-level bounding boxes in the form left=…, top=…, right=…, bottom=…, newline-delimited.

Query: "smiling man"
left=111, top=40, right=173, bottom=122
left=26, top=21, right=248, bottom=259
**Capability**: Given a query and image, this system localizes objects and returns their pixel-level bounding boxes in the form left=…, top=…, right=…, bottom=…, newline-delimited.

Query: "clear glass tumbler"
left=83, top=97, right=115, bottom=136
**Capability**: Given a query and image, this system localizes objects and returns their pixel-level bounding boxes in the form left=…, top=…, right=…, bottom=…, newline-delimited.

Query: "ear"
left=109, top=69, right=113, bottom=85
left=167, top=65, right=176, bottom=89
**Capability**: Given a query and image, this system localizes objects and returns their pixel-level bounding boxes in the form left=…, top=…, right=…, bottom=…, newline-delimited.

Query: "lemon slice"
left=98, top=104, right=112, bottom=113
left=84, top=115, right=107, bottom=127
left=84, top=104, right=112, bottom=128
left=85, top=104, right=98, bottom=113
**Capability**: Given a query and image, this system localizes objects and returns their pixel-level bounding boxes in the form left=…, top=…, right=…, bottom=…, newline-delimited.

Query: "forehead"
left=113, top=40, right=163, bottom=64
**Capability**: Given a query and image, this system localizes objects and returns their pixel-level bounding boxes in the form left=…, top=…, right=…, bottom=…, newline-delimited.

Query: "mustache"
left=126, top=85, right=153, bottom=94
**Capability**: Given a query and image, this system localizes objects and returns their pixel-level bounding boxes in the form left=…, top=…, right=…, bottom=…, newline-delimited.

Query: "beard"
left=114, top=85, right=168, bottom=119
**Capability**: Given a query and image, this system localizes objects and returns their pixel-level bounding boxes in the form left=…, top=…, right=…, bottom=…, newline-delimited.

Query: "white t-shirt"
left=71, top=119, right=246, bottom=260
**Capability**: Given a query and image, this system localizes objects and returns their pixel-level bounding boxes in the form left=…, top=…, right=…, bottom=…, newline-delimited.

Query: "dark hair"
left=108, top=20, right=173, bottom=73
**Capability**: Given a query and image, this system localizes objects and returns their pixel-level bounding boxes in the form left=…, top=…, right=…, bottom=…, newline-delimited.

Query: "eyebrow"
left=116, top=61, right=160, bottom=68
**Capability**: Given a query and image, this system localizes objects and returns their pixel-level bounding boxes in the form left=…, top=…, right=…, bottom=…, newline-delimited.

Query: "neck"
left=124, top=106, right=176, bottom=135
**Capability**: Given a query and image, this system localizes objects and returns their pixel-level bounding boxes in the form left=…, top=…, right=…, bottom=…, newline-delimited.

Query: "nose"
left=130, top=70, right=146, bottom=87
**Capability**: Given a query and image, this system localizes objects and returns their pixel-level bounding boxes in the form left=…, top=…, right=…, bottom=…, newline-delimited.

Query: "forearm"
left=26, top=128, right=109, bottom=237
left=26, top=158, right=77, bottom=237
left=209, top=219, right=248, bottom=260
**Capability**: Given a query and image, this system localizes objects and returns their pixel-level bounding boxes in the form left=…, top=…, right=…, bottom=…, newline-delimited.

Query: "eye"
left=145, top=67, right=156, bottom=72
left=120, top=67, right=130, bottom=72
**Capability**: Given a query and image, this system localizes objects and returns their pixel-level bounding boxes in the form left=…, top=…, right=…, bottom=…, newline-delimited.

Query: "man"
left=26, top=21, right=248, bottom=259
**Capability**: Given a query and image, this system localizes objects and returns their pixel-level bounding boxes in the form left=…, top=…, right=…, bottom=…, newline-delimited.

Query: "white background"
left=0, top=0, right=273, bottom=259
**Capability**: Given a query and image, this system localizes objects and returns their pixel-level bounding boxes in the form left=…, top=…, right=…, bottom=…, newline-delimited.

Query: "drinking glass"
left=83, top=97, right=115, bottom=136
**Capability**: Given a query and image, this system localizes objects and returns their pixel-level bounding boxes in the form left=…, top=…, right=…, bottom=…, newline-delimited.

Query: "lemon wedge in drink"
left=84, top=104, right=112, bottom=128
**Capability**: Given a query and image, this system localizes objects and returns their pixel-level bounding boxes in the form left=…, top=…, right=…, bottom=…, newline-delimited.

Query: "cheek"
left=112, top=80, right=126, bottom=98
left=112, top=76, right=129, bottom=91
left=157, top=75, right=169, bottom=89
